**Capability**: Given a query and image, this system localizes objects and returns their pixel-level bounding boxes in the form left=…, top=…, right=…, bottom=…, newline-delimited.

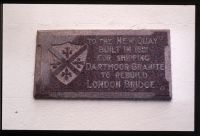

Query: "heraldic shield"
left=48, top=42, right=88, bottom=85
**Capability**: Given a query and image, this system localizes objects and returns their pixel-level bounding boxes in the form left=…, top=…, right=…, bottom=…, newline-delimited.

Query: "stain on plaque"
left=34, top=30, right=172, bottom=100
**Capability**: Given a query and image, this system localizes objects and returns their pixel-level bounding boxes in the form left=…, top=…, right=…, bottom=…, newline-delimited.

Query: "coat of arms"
left=48, top=42, right=88, bottom=85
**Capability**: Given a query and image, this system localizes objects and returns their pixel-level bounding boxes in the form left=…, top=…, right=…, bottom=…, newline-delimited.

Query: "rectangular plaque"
left=34, top=30, right=172, bottom=100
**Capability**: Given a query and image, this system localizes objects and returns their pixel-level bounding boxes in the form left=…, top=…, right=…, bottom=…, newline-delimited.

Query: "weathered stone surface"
left=34, top=30, right=172, bottom=100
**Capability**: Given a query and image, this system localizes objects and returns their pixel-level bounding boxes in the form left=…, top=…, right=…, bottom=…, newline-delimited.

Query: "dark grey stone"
left=34, top=30, right=172, bottom=100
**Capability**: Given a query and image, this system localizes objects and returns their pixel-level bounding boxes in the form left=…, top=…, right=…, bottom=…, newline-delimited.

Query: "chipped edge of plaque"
left=166, top=30, right=172, bottom=100
left=34, top=29, right=172, bottom=100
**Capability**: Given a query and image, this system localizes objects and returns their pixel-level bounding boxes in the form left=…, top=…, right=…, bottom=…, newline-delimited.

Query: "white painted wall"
left=2, top=4, right=195, bottom=131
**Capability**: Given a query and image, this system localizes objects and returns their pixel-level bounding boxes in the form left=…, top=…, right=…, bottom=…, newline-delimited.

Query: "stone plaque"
left=34, top=30, right=172, bottom=100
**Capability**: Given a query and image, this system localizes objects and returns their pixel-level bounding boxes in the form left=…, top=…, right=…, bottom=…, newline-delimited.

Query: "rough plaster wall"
left=3, top=4, right=195, bottom=130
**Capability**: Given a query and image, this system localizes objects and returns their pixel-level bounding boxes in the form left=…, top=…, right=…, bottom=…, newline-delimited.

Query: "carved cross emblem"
left=48, top=42, right=88, bottom=85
